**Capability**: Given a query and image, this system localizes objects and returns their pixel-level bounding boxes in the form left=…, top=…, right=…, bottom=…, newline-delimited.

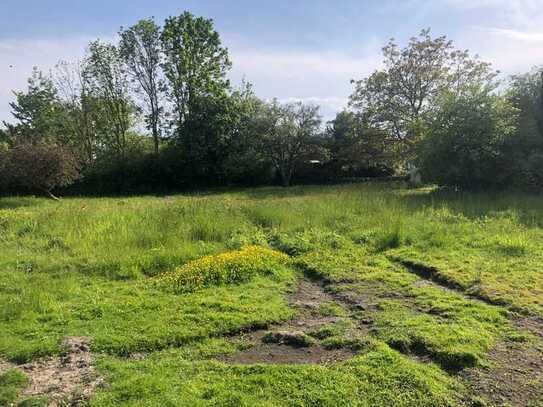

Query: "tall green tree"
left=222, top=82, right=270, bottom=184
left=160, top=12, right=231, bottom=148
left=119, top=18, right=163, bottom=156
left=419, top=87, right=518, bottom=189
left=259, top=101, right=322, bottom=187
left=84, top=40, right=134, bottom=166
left=326, top=110, right=391, bottom=176
left=350, top=29, right=497, bottom=167
left=502, top=68, right=543, bottom=189
left=4, top=68, right=63, bottom=144
left=54, top=60, right=108, bottom=167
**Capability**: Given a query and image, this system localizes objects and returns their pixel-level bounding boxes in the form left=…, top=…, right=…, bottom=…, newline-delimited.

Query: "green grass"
left=2, top=183, right=543, bottom=405
left=0, top=369, right=28, bottom=405
left=296, top=248, right=518, bottom=371
left=90, top=341, right=462, bottom=407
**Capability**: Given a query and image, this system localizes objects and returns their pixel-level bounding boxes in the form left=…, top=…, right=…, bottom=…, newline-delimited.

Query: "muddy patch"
left=461, top=339, right=543, bottom=407
left=221, top=329, right=356, bottom=365
left=219, top=278, right=368, bottom=365
left=394, top=260, right=543, bottom=405
left=12, top=336, right=101, bottom=406
left=512, top=315, right=543, bottom=339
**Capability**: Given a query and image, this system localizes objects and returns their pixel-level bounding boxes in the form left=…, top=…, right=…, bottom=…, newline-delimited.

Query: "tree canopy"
left=1, top=18, right=542, bottom=196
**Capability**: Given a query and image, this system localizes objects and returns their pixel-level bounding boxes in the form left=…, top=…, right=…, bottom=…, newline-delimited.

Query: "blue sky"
left=1, top=0, right=543, bottom=122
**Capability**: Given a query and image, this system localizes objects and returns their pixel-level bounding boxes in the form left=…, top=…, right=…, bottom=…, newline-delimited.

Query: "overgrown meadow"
left=1, top=183, right=543, bottom=406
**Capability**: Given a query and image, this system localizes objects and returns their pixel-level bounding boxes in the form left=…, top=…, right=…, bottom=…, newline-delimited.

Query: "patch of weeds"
left=189, top=216, right=231, bottom=242
left=245, top=206, right=291, bottom=229
left=371, top=301, right=499, bottom=371
left=322, top=335, right=371, bottom=351
left=350, top=229, right=377, bottom=245
left=270, top=228, right=351, bottom=256
left=262, top=331, right=316, bottom=347
left=308, top=319, right=355, bottom=341
left=18, top=397, right=50, bottom=406
left=493, top=235, right=530, bottom=257
left=390, top=247, right=543, bottom=317
left=15, top=260, right=35, bottom=273
left=317, top=302, right=347, bottom=317
left=375, top=223, right=410, bottom=252
left=528, top=395, right=543, bottom=407
left=295, top=249, right=364, bottom=283
left=308, top=324, right=343, bottom=340
left=45, top=236, right=70, bottom=252
left=153, top=246, right=291, bottom=293
left=226, top=227, right=268, bottom=250
left=0, top=369, right=28, bottom=405
left=269, top=231, right=315, bottom=256
left=0, top=272, right=295, bottom=362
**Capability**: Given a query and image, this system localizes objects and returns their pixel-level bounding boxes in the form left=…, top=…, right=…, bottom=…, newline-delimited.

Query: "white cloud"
left=436, top=0, right=543, bottom=74
left=229, top=46, right=382, bottom=121
left=480, top=27, right=543, bottom=43
left=0, top=35, right=109, bottom=124
left=443, top=0, right=543, bottom=29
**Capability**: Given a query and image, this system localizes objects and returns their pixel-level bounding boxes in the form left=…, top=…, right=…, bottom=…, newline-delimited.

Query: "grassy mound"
left=155, top=246, right=290, bottom=293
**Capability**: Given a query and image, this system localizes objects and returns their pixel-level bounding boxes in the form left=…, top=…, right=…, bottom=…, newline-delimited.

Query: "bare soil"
left=222, top=330, right=356, bottom=365
left=0, top=359, right=16, bottom=375
left=219, top=278, right=366, bottom=365
left=461, top=339, right=543, bottom=407
left=13, top=336, right=102, bottom=406
left=396, top=260, right=543, bottom=407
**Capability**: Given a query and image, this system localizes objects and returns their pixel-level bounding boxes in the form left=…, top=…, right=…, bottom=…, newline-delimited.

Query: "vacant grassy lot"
left=1, top=183, right=543, bottom=406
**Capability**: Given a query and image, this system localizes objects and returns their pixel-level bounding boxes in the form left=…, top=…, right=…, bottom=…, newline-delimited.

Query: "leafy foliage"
left=119, top=18, right=163, bottom=155
left=1, top=20, right=543, bottom=193
left=258, top=101, right=323, bottom=186
left=161, top=12, right=231, bottom=142
left=0, top=369, right=28, bottom=405
left=350, top=29, right=497, bottom=167
left=1, top=143, right=80, bottom=198
left=419, top=87, right=518, bottom=188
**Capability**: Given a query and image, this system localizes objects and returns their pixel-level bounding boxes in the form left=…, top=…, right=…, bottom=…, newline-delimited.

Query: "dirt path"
left=394, top=259, right=543, bottom=407
left=461, top=341, right=543, bottom=407
left=6, top=336, right=102, bottom=406
left=219, top=278, right=369, bottom=365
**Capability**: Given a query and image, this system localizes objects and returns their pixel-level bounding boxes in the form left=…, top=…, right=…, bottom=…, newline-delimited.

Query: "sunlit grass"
left=2, top=182, right=543, bottom=405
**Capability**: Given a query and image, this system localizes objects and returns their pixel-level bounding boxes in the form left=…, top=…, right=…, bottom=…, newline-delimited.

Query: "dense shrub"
left=0, top=149, right=8, bottom=194
left=154, top=246, right=290, bottom=293
left=419, top=89, right=518, bottom=189
left=1, top=143, right=80, bottom=198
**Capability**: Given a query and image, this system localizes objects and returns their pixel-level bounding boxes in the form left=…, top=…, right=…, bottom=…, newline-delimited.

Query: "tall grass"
left=2, top=183, right=543, bottom=281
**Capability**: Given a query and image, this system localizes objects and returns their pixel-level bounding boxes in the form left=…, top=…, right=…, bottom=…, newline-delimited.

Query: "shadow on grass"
left=399, top=187, right=543, bottom=228
left=0, top=197, right=41, bottom=210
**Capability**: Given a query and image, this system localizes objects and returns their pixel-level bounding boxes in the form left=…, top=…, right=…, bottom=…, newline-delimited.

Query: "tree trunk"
left=279, top=167, right=291, bottom=187
left=152, top=120, right=160, bottom=156
left=45, top=190, right=60, bottom=201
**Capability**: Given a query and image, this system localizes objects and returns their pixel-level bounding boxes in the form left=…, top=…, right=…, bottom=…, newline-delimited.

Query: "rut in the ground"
left=395, top=258, right=543, bottom=334
left=219, top=278, right=371, bottom=365
left=393, top=258, right=543, bottom=407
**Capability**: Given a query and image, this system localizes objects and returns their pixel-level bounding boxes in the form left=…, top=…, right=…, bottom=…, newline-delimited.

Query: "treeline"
left=0, top=16, right=542, bottom=196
